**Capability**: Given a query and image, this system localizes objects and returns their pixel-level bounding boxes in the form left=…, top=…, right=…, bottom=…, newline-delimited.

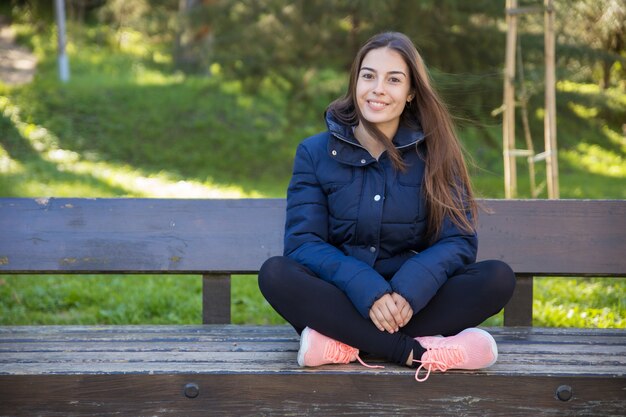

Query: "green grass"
left=0, top=274, right=284, bottom=326
left=0, top=275, right=203, bottom=324
left=0, top=23, right=624, bottom=328
left=3, top=275, right=623, bottom=328
left=534, top=277, right=625, bottom=328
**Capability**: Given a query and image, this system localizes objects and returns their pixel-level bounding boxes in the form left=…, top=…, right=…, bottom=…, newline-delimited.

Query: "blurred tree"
left=98, top=0, right=149, bottom=31
left=5, top=0, right=55, bottom=28
left=556, top=0, right=625, bottom=89
left=175, top=0, right=216, bottom=72
left=177, top=0, right=505, bottom=127
left=188, top=0, right=504, bottom=79
left=66, top=0, right=107, bottom=23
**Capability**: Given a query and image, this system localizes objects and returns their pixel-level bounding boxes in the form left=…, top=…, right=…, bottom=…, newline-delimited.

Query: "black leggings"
left=258, top=256, right=516, bottom=366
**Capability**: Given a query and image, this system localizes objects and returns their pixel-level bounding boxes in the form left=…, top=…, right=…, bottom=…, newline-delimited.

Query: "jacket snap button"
left=369, top=246, right=376, bottom=253
left=332, top=150, right=337, bottom=156
left=374, top=195, right=381, bottom=202
left=360, top=159, right=366, bottom=164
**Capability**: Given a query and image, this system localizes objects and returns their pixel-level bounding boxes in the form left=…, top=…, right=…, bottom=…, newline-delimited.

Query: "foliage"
left=555, top=0, right=626, bottom=88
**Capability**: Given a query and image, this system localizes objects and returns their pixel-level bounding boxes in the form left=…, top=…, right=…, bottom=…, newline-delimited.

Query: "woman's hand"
left=391, top=292, right=413, bottom=327
left=369, top=293, right=403, bottom=333
left=369, top=293, right=414, bottom=333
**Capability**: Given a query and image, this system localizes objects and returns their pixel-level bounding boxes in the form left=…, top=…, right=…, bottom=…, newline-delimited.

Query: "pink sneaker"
left=414, top=328, right=498, bottom=382
left=297, top=327, right=382, bottom=368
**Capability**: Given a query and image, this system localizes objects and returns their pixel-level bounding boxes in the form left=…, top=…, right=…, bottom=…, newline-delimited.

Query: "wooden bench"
left=0, top=198, right=624, bottom=416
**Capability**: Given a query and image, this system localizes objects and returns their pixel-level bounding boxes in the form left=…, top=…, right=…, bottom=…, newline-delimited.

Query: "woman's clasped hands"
left=369, top=292, right=413, bottom=333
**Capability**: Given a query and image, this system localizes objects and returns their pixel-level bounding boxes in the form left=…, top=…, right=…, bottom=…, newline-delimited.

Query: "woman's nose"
left=373, top=79, right=385, bottom=95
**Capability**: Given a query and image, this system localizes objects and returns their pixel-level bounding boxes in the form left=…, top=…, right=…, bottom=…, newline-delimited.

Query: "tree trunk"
left=601, top=59, right=612, bottom=89
left=175, top=0, right=214, bottom=73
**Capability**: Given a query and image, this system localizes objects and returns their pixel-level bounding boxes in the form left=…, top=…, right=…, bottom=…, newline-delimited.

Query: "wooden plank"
left=476, top=200, right=626, bottom=275
left=1, top=325, right=624, bottom=343
left=4, top=338, right=623, bottom=354
left=1, top=330, right=623, bottom=354
left=2, top=352, right=623, bottom=375
left=1, top=361, right=624, bottom=377
left=504, top=274, right=533, bottom=326
left=1, top=198, right=625, bottom=276
left=0, top=198, right=286, bottom=273
left=1, top=326, right=624, bottom=377
left=0, top=374, right=624, bottom=417
left=1, top=325, right=624, bottom=344
left=3, top=341, right=622, bottom=358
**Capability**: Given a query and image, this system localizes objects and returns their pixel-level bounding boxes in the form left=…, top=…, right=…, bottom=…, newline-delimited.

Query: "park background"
left=0, top=0, right=624, bottom=327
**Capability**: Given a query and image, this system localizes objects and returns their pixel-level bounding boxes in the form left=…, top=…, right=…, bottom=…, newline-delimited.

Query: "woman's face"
left=355, top=47, right=413, bottom=137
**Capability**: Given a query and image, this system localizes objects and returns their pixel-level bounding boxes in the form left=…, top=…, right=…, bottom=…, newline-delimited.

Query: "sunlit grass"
left=562, top=142, right=626, bottom=179
left=1, top=95, right=262, bottom=198
left=603, top=124, right=626, bottom=152
left=558, top=80, right=601, bottom=95
left=568, top=102, right=599, bottom=119
left=534, top=277, right=625, bottom=328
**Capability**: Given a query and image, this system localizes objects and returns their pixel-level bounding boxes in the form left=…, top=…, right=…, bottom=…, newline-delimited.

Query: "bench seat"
left=1, top=325, right=625, bottom=416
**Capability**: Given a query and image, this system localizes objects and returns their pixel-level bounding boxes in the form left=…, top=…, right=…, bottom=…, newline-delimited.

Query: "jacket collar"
left=325, top=112, right=425, bottom=166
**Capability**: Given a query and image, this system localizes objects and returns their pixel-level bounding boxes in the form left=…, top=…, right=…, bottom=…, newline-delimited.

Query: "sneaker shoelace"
left=324, top=341, right=384, bottom=369
left=413, top=344, right=464, bottom=382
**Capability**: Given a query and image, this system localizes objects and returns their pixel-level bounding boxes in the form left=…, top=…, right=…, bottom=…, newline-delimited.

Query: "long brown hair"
left=327, top=32, right=477, bottom=241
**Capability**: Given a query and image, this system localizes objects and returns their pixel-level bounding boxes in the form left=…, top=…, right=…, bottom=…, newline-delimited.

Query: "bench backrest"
left=1, top=198, right=625, bottom=276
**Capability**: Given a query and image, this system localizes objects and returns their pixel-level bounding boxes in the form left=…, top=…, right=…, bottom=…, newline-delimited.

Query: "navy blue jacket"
left=283, top=114, right=478, bottom=318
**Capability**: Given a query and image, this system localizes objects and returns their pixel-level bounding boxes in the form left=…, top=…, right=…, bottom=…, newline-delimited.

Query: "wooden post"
left=544, top=0, right=559, bottom=198
left=517, top=41, right=538, bottom=198
left=503, top=0, right=518, bottom=199
left=504, top=275, right=534, bottom=327
left=202, top=273, right=231, bottom=324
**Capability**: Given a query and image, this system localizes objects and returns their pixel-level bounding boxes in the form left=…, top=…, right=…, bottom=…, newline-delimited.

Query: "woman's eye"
left=389, top=77, right=401, bottom=83
left=361, top=72, right=374, bottom=79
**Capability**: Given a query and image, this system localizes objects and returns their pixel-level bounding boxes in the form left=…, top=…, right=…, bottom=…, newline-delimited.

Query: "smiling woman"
left=257, top=32, right=516, bottom=381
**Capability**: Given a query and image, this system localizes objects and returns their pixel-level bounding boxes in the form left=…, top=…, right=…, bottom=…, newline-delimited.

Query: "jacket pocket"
left=322, top=169, right=359, bottom=221
left=384, top=182, right=425, bottom=224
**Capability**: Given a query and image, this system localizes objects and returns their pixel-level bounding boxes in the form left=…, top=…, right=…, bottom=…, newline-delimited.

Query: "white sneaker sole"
left=460, top=327, right=498, bottom=368
left=297, top=327, right=312, bottom=367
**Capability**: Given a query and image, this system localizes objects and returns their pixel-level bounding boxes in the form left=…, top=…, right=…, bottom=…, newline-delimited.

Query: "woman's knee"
left=482, top=260, right=516, bottom=300
left=258, top=256, right=310, bottom=298
left=258, top=256, right=288, bottom=295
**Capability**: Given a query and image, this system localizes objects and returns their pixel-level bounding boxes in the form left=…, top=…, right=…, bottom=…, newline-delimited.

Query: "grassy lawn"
left=1, top=275, right=623, bottom=328
left=0, top=24, right=624, bottom=328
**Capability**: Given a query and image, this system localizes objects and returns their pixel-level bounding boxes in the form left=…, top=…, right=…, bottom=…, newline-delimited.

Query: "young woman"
left=258, top=32, right=515, bottom=381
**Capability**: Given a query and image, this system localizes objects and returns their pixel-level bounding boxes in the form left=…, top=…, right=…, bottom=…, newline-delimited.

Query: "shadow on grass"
left=8, top=78, right=301, bottom=197
left=0, top=109, right=135, bottom=197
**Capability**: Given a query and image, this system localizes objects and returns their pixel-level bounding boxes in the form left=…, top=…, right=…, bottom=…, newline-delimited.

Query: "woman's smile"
left=366, top=99, right=389, bottom=110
